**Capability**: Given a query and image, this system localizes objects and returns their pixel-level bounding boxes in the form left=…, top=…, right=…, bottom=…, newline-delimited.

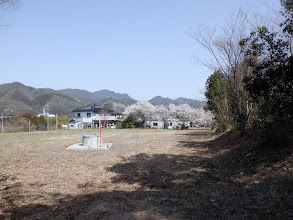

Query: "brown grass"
left=0, top=129, right=292, bottom=219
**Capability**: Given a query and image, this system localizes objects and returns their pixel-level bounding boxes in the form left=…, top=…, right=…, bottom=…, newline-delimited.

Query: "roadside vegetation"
left=191, top=0, right=293, bottom=148
left=0, top=113, right=70, bottom=133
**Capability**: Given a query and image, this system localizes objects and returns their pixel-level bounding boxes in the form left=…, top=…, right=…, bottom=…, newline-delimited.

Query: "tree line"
left=193, top=0, right=293, bottom=147
left=122, top=101, right=214, bottom=129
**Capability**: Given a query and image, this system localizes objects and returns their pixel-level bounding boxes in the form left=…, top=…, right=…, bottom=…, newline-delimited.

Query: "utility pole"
left=47, top=116, right=49, bottom=131
left=1, top=114, right=3, bottom=134
left=99, top=119, right=102, bottom=147
left=56, top=114, right=58, bottom=130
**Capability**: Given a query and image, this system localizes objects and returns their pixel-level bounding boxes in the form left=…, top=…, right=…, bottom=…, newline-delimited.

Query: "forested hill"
left=149, top=96, right=206, bottom=108
left=0, top=82, right=205, bottom=116
left=58, top=88, right=135, bottom=103
left=0, top=82, right=84, bottom=115
left=58, top=88, right=137, bottom=107
left=0, top=82, right=136, bottom=115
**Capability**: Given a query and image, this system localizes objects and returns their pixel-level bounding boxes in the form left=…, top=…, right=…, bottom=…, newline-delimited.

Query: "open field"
left=0, top=129, right=292, bottom=219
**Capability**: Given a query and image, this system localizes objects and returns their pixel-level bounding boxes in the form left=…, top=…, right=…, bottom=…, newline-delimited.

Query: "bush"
left=122, top=113, right=138, bottom=128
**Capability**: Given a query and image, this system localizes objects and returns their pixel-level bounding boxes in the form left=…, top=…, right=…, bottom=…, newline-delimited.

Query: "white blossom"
left=123, top=101, right=214, bottom=126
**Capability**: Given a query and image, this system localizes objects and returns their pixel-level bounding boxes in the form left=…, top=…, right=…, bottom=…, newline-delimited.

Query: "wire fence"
left=0, top=114, right=69, bottom=134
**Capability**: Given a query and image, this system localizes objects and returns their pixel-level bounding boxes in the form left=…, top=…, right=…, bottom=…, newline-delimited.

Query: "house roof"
left=72, top=104, right=121, bottom=115
left=111, top=111, right=122, bottom=115
left=145, top=118, right=160, bottom=121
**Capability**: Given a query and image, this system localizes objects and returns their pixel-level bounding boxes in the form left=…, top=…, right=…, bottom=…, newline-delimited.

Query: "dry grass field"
left=0, top=129, right=292, bottom=219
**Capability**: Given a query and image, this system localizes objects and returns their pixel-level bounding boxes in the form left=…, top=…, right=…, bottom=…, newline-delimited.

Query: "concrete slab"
left=66, top=143, right=112, bottom=150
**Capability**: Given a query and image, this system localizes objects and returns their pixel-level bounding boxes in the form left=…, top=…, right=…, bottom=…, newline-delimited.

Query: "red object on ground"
left=111, top=141, right=112, bottom=143
left=66, top=146, right=68, bottom=148
left=107, top=145, right=109, bottom=148
left=76, top=141, right=78, bottom=143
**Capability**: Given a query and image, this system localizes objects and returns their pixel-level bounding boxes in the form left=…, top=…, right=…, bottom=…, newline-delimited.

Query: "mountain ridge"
left=58, top=88, right=135, bottom=104
left=0, top=82, right=206, bottom=115
left=149, top=96, right=206, bottom=109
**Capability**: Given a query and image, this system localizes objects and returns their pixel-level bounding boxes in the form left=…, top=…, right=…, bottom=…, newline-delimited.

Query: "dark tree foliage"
left=239, top=1, right=293, bottom=147
left=205, top=70, right=232, bottom=131
left=122, top=113, right=138, bottom=129
left=281, top=0, right=293, bottom=35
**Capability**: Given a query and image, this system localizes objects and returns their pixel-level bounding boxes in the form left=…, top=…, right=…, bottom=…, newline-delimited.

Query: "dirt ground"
left=0, top=129, right=292, bottom=219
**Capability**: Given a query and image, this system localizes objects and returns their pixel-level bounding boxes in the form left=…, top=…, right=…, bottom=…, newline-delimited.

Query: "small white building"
left=145, top=119, right=165, bottom=129
left=69, top=104, right=122, bottom=129
left=69, top=121, right=83, bottom=129
left=143, top=118, right=191, bottom=129
left=167, top=119, right=190, bottom=129
left=37, top=108, right=56, bottom=117
left=37, top=113, right=56, bottom=117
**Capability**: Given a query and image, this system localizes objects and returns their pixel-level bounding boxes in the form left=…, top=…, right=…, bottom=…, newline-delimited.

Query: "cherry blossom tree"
left=124, top=102, right=214, bottom=128
left=123, top=102, right=156, bottom=125
left=154, top=105, right=170, bottom=128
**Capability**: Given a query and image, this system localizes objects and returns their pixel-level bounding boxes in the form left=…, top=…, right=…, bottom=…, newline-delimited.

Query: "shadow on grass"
left=180, top=130, right=293, bottom=177
left=1, top=131, right=292, bottom=219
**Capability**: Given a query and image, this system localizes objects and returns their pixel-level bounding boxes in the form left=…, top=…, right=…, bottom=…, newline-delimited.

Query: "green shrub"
left=122, top=113, right=138, bottom=128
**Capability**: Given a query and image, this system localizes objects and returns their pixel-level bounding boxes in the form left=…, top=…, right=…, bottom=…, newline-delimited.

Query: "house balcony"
left=93, top=115, right=116, bottom=121
left=73, top=115, right=119, bottom=122
left=72, top=117, right=92, bottom=123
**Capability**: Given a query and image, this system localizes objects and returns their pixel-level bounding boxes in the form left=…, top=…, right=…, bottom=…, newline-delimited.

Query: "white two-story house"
left=69, top=104, right=122, bottom=129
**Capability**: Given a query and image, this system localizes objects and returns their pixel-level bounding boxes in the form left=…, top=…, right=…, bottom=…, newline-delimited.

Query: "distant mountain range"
left=149, top=96, right=206, bottom=109
left=0, top=82, right=206, bottom=115
left=58, top=88, right=136, bottom=107
left=0, top=82, right=84, bottom=115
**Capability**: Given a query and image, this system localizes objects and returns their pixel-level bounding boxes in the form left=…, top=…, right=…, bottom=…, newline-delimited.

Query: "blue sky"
left=0, top=0, right=277, bottom=101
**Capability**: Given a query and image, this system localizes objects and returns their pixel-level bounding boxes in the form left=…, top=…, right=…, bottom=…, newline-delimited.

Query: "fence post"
left=28, top=119, right=30, bottom=132
left=56, top=114, right=58, bottom=130
left=1, top=114, right=3, bottom=134
left=47, top=117, right=49, bottom=131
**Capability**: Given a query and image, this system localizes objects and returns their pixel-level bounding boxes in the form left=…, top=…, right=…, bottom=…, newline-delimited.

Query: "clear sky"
left=0, top=0, right=277, bottom=101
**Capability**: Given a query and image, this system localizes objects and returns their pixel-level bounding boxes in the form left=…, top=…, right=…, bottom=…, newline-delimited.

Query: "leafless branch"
left=0, top=0, right=21, bottom=11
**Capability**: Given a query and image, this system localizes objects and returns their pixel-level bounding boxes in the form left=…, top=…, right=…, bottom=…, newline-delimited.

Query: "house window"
left=87, top=113, right=91, bottom=117
left=153, top=122, right=158, bottom=126
left=77, top=113, right=81, bottom=117
left=70, top=125, right=74, bottom=128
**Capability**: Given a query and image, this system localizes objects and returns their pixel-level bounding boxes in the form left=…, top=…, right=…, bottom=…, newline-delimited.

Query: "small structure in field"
left=66, top=120, right=112, bottom=151
left=145, top=118, right=164, bottom=129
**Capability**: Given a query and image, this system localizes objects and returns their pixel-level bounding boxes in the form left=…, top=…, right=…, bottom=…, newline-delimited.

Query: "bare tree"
left=0, top=0, right=20, bottom=10
left=0, top=0, right=21, bottom=27
left=241, top=0, right=282, bottom=32
left=188, top=10, right=247, bottom=74
left=188, top=10, right=255, bottom=129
